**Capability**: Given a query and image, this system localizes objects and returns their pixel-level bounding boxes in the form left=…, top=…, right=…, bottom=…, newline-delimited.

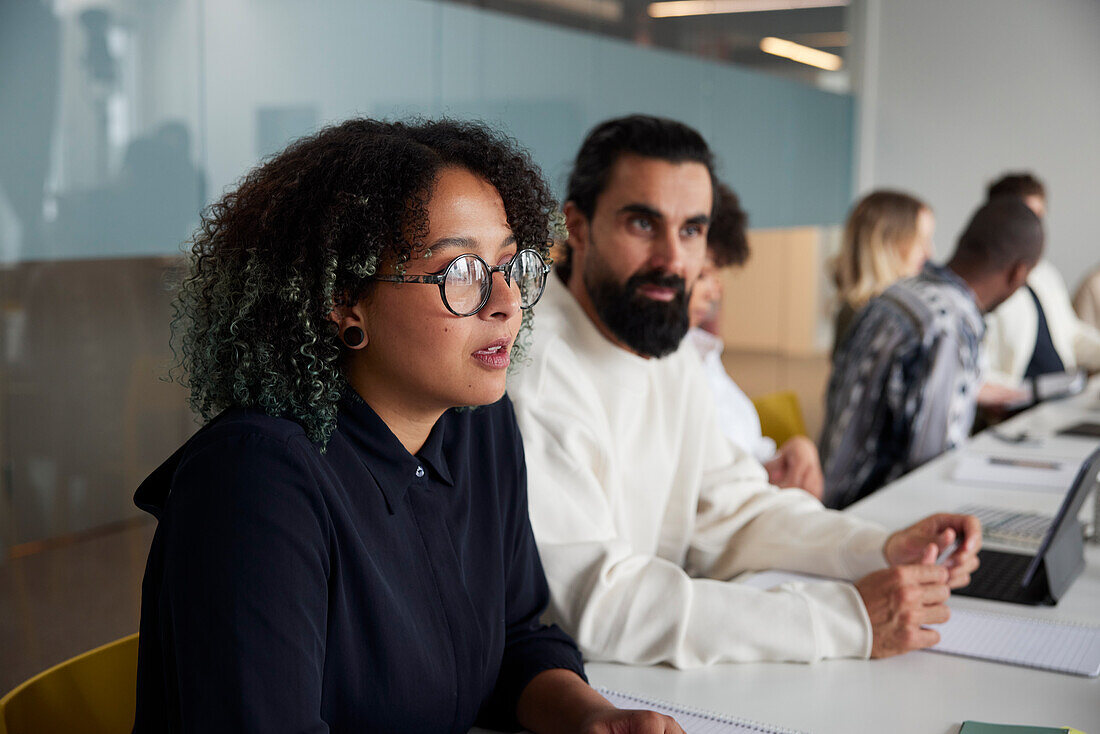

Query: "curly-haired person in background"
left=132, top=119, right=683, bottom=734
left=687, top=182, right=824, bottom=500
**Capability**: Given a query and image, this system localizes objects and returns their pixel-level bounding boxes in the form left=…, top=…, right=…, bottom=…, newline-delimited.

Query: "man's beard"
left=583, top=245, right=691, bottom=359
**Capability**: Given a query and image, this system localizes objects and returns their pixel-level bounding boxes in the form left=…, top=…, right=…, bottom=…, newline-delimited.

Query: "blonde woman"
left=832, top=190, right=935, bottom=353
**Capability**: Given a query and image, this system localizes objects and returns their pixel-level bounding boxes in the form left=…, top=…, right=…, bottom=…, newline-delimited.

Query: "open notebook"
left=741, top=570, right=1100, bottom=677
left=929, top=608, right=1100, bottom=676
left=597, top=688, right=805, bottom=734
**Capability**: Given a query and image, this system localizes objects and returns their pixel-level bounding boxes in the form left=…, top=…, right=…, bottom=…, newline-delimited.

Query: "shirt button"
left=415, top=465, right=425, bottom=478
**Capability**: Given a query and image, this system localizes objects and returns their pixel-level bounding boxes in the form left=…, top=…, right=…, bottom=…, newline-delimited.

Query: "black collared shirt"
left=133, top=392, right=584, bottom=733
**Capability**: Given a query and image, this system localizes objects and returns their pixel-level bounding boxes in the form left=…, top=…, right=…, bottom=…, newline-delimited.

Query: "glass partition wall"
left=1, top=0, right=203, bottom=558
left=0, top=0, right=855, bottom=556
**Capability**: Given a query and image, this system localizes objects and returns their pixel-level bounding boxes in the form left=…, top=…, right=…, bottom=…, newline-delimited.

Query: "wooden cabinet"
left=718, top=226, right=839, bottom=357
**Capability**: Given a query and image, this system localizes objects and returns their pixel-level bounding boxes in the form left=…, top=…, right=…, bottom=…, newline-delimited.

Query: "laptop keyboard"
left=955, top=549, right=1044, bottom=604
left=956, top=504, right=1050, bottom=551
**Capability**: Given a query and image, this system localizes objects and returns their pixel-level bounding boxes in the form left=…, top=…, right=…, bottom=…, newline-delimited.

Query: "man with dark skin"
left=822, top=197, right=1045, bottom=509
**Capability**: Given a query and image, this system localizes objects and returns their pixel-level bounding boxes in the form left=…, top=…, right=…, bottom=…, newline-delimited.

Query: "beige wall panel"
left=719, top=227, right=822, bottom=356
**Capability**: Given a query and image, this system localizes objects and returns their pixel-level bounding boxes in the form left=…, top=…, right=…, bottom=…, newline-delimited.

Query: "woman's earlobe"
left=341, top=326, right=366, bottom=349
left=331, top=303, right=368, bottom=349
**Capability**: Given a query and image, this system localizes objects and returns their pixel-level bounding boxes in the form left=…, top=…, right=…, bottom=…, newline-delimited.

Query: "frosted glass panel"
left=0, top=0, right=852, bottom=553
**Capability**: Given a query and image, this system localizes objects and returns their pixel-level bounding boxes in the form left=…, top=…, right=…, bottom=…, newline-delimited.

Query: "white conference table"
left=585, top=380, right=1100, bottom=734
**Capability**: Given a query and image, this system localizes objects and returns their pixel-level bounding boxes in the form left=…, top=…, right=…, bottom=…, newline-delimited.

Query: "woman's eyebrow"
left=428, top=234, right=517, bottom=254
left=427, top=236, right=475, bottom=253
left=426, top=236, right=517, bottom=263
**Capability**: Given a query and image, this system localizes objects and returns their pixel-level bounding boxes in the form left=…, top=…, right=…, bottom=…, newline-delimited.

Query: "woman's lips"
left=472, top=339, right=512, bottom=369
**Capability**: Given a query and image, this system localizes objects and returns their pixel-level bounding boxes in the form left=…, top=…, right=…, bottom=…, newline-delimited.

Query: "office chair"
left=752, top=390, right=807, bottom=447
left=0, top=633, right=138, bottom=734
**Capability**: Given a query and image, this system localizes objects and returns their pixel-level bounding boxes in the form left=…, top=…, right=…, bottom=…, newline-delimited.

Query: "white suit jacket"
left=983, top=260, right=1100, bottom=387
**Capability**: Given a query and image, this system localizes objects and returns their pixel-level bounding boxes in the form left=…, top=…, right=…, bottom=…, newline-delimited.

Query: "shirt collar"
left=688, top=326, right=723, bottom=359
left=417, top=414, right=454, bottom=487
left=337, top=387, right=455, bottom=513
left=542, top=273, right=657, bottom=390
left=920, top=262, right=986, bottom=337
left=922, top=261, right=970, bottom=293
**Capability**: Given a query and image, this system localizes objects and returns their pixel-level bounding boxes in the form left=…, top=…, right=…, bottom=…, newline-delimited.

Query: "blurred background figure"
left=1075, top=265, right=1100, bottom=330
left=51, top=120, right=204, bottom=255
left=830, top=190, right=934, bottom=355
left=0, top=0, right=60, bottom=260
left=688, top=183, right=824, bottom=500
left=822, top=198, right=1043, bottom=508
left=981, top=172, right=1100, bottom=393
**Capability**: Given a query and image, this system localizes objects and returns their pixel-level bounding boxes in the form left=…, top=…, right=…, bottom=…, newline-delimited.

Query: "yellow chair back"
left=0, top=633, right=138, bottom=734
left=752, top=390, right=807, bottom=447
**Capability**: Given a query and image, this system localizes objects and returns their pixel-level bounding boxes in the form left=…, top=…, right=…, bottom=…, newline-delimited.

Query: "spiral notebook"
left=928, top=608, right=1100, bottom=677
left=598, top=688, right=805, bottom=734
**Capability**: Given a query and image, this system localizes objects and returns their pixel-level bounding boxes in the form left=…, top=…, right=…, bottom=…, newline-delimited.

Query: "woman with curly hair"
left=133, top=119, right=681, bottom=734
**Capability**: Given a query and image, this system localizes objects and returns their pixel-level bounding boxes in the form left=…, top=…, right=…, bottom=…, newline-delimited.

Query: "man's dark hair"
left=707, top=182, right=749, bottom=268
left=951, top=197, right=1044, bottom=276
left=559, top=114, right=717, bottom=280
left=986, top=172, right=1046, bottom=203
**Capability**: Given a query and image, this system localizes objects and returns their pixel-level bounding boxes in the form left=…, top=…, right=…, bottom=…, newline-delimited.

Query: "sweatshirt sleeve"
left=514, top=385, right=887, bottom=669
left=154, top=433, right=331, bottom=733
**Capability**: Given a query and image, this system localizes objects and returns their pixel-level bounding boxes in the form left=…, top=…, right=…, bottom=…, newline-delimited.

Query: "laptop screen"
left=1022, top=445, right=1100, bottom=586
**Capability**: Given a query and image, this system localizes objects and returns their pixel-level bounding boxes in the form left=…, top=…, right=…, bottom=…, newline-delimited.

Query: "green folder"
left=959, top=722, right=1086, bottom=734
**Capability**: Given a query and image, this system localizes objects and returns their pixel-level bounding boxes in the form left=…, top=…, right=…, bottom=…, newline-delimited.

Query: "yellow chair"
left=752, top=390, right=807, bottom=447
left=0, top=633, right=138, bottom=734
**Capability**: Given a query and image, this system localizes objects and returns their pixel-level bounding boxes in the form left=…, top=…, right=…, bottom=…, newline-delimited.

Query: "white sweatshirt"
left=507, top=277, right=890, bottom=668
left=984, top=260, right=1100, bottom=387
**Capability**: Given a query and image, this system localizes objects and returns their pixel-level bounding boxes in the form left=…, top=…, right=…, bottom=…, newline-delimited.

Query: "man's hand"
left=855, top=560, right=951, bottom=658
left=763, top=435, right=824, bottom=500
left=976, top=382, right=1029, bottom=409
left=884, top=513, right=982, bottom=588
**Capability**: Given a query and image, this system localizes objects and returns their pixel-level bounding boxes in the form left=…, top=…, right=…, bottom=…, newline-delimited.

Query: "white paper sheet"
left=951, top=453, right=1078, bottom=492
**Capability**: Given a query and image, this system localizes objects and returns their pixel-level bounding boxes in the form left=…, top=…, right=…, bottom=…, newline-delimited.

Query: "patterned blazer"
left=820, top=263, right=985, bottom=509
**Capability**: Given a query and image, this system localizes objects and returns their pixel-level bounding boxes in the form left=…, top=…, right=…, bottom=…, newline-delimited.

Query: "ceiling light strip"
left=648, top=0, right=848, bottom=18
left=759, top=36, right=843, bottom=70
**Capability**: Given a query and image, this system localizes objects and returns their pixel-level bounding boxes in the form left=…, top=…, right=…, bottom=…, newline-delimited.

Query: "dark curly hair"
left=172, top=118, right=558, bottom=446
left=707, top=182, right=750, bottom=268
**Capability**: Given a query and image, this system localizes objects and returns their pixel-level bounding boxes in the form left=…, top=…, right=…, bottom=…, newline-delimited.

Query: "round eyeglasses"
left=372, top=248, right=552, bottom=317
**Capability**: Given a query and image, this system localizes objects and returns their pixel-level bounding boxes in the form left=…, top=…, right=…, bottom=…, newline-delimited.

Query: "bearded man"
left=507, top=115, right=981, bottom=667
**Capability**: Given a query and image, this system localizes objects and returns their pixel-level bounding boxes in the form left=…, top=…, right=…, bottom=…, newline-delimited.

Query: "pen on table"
left=988, top=456, right=1062, bottom=470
